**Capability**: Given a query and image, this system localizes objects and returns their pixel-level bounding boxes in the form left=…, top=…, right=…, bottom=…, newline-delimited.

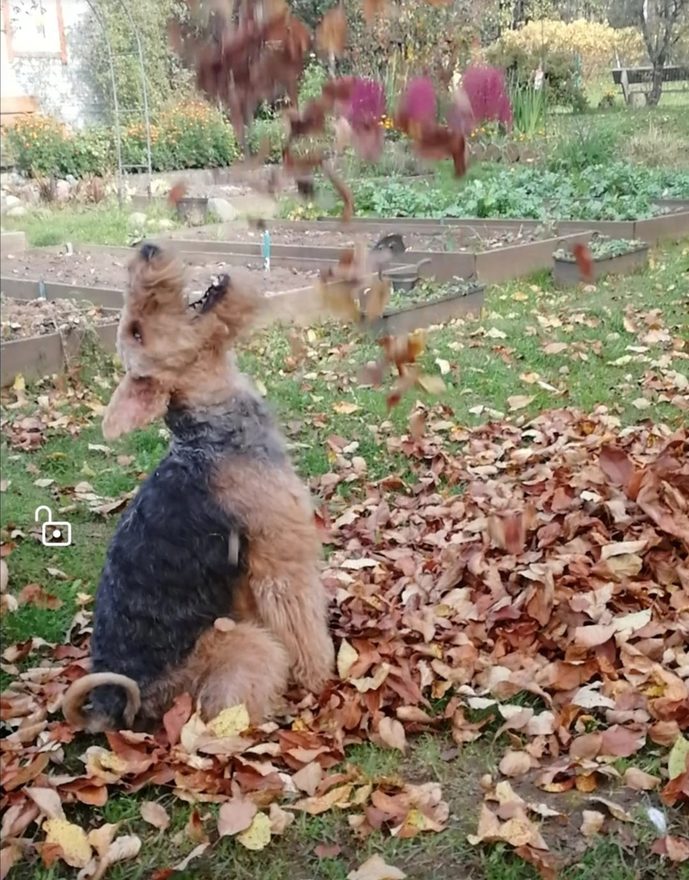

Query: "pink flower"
left=398, top=77, right=437, bottom=124
left=462, top=65, right=512, bottom=128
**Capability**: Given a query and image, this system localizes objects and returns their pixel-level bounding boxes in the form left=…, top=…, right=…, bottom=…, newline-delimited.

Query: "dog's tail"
left=62, top=672, right=141, bottom=732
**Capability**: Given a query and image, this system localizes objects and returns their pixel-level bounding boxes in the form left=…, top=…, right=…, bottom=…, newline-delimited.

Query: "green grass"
left=1, top=200, right=180, bottom=247
left=2, top=238, right=688, bottom=879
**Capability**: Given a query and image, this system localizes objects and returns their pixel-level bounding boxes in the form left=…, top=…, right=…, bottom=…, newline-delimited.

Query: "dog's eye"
left=130, top=322, right=143, bottom=343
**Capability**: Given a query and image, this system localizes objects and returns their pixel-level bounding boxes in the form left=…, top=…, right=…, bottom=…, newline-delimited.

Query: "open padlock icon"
left=35, top=506, right=72, bottom=547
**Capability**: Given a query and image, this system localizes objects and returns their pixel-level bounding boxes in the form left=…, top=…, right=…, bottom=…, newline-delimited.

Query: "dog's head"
left=103, top=243, right=264, bottom=440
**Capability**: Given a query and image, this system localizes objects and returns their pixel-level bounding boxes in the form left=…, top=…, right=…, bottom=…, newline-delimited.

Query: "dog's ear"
left=193, top=274, right=266, bottom=344
left=102, top=375, right=170, bottom=440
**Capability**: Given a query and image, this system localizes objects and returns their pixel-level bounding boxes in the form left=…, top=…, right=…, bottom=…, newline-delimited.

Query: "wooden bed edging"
left=1, top=322, right=119, bottom=387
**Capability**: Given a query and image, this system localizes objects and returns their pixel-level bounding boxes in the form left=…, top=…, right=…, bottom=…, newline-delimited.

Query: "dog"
left=62, top=243, right=334, bottom=732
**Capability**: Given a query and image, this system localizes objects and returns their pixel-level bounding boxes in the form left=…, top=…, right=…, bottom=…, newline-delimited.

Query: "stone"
left=1, top=194, right=22, bottom=215
left=6, top=205, right=27, bottom=218
left=207, top=196, right=239, bottom=222
left=150, top=179, right=170, bottom=197
left=55, top=179, right=71, bottom=202
left=128, top=211, right=147, bottom=229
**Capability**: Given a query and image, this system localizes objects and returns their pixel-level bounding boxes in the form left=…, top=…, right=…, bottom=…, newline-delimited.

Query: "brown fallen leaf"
left=498, top=750, right=532, bottom=778
left=623, top=767, right=660, bottom=791
left=217, top=791, right=258, bottom=837
left=580, top=810, right=605, bottom=837
left=377, top=716, right=407, bottom=753
left=315, top=843, right=342, bottom=858
left=140, top=801, right=170, bottom=831
left=347, top=853, right=406, bottom=880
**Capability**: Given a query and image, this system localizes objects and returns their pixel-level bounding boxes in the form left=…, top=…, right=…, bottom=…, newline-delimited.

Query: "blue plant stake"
left=38, top=279, right=46, bottom=300
left=262, top=229, right=271, bottom=273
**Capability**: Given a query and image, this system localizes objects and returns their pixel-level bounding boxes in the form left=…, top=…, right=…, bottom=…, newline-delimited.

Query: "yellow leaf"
left=44, top=818, right=92, bottom=869
left=237, top=812, right=272, bottom=851
left=207, top=704, right=250, bottom=738
left=668, top=736, right=689, bottom=780
left=416, top=374, right=446, bottom=395
left=333, top=402, right=361, bottom=415
left=337, top=639, right=359, bottom=680
left=12, top=374, right=25, bottom=393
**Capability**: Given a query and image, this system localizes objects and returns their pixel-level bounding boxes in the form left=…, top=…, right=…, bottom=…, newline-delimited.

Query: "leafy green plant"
left=323, top=162, right=689, bottom=222
left=510, top=86, right=546, bottom=137
left=555, top=236, right=646, bottom=262
left=548, top=124, right=617, bottom=173
left=388, top=278, right=480, bottom=311
left=8, top=102, right=239, bottom=178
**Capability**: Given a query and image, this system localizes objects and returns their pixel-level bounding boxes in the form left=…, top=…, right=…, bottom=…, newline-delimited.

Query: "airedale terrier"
left=63, top=243, right=334, bottom=732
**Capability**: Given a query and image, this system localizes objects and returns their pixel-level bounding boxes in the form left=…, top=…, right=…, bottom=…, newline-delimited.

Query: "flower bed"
left=369, top=278, right=485, bottom=335
left=553, top=236, right=649, bottom=285
left=5, top=102, right=240, bottom=179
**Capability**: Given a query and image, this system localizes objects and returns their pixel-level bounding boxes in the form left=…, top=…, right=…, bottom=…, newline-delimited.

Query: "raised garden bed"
left=553, top=237, right=649, bottom=286
left=368, top=279, right=485, bottom=336
left=0, top=296, right=119, bottom=386
left=163, top=227, right=595, bottom=284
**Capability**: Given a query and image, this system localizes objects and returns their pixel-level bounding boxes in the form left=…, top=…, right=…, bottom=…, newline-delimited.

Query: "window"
left=2, top=0, right=67, bottom=62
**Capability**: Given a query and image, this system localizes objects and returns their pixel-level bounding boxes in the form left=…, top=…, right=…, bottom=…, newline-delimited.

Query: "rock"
left=55, top=179, right=71, bottom=202
left=20, top=184, right=40, bottom=205
left=128, top=211, right=147, bottom=230
left=208, top=196, right=238, bottom=222
left=150, top=179, right=170, bottom=197
left=1, top=194, right=22, bottom=215
left=6, top=205, right=27, bottom=218
left=157, top=218, right=174, bottom=230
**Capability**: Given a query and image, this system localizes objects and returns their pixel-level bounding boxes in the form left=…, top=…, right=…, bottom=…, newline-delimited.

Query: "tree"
left=76, top=0, right=192, bottom=120
left=635, top=0, right=689, bottom=105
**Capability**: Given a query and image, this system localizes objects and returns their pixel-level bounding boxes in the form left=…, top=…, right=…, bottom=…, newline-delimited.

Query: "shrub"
left=7, top=116, right=111, bottom=178
left=462, top=65, right=512, bottom=129
left=487, top=20, right=646, bottom=78
left=486, top=42, right=587, bottom=111
left=7, top=101, right=240, bottom=179
left=247, top=116, right=284, bottom=164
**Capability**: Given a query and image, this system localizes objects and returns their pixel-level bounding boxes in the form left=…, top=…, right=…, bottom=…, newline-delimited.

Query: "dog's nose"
left=139, top=242, right=162, bottom=261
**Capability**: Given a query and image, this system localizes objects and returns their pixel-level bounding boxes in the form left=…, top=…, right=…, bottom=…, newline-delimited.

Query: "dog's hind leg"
left=213, top=464, right=335, bottom=694
left=186, top=622, right=290, bottom=722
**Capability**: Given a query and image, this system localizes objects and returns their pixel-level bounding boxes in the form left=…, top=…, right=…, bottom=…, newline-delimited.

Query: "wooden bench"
left=612, top=66, right=689, bottom=106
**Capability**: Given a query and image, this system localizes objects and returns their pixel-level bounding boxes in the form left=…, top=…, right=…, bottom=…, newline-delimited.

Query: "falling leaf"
left=347, top=854, right=406, bottom=880
left=218, top=792, right=257, bottom=837
left=237, top=812, right=271, bottom=851
left=140, top=802, right=170, bottom=831
left=435, top=358, right=451, bottom=375
left=378, top=717, right=407, bottom=752
left=580, top=810, right=605, bottom=837
left=316, top=5, right=347, bottom=57
left=572, top=243, right=594, bottom=282
left=207, top=704, right=250, bottom=738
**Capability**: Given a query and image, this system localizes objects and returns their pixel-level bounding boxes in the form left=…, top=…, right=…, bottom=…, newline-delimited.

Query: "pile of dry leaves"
left=1, top=406, right=688, bottom=878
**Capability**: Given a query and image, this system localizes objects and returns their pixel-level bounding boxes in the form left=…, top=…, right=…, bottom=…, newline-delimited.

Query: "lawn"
left=1, top=235, right=687, bottom=879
